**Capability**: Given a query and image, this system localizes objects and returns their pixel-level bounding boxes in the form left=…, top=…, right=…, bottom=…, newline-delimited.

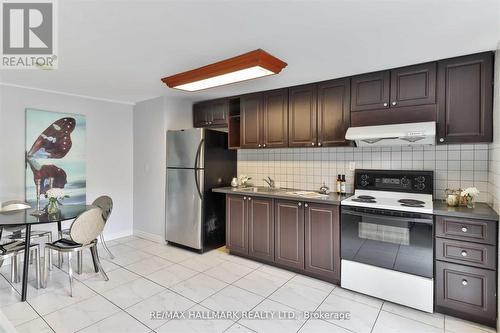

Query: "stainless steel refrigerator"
left=166, top=128, right=236, bottom=251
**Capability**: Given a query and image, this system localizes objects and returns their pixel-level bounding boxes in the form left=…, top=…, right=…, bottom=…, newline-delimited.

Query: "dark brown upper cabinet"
left=193, top=99, right=229, bottom=127
left=240, top=93, right=263, bottom=148
left=351, top=71, right=390, bottom=111
left=288, top=84, right=318, bottom=147
left=317, top=78, right=351, bottom=146
left=226, top=195, right=248, bottom=255
left=390, top=62, right=436, bottom=108
left=248, top=197, right=274, bottom=262
left=437, top=52, right=493, bottom=144
left=262, top=89, right=289, bottom=148
left=274, top=200, right=305, bottom=270
left=304, top=202, right=340, bottom=283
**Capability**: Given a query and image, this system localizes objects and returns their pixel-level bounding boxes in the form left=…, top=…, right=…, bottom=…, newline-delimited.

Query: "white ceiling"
left=1, top=0, right=499, bottom=105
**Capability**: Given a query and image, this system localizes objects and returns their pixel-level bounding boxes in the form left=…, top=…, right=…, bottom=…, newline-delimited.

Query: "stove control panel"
left=355, top=170, right=433, bottom=194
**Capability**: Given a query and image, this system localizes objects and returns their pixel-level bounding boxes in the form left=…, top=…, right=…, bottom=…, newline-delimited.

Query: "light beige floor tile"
left=15, top=317, right=54, bottom=333
left=43, top=295, right=120, bottom=333
left=332, top=286, right=384, bottom=309
left=256, top=264, right=296, bottom=280
left=224, top=255, right=263, bottom=269
left=123, top=238, right=158, bottom=250
left=204, top=261, right=254, bottom=284
left=289, top=274, right=335, bottom=292
left=317, top=294, right=380, bottom=333
left=225, top=323, right=256, bottom=333
left=179, top=255, right=226, bottom=272
left=170, top=273, right=227, bottom=302
left=445, top=315, right=496, bottom=333
left=155, top=304, right=234, bottom=333
left=373, top=311, right=443, bottom=333
left=102, top=277, right=165, bottom=308
left=201, top=285, right=264, bottom=313
left=83, top=268, right=140, bottom=293
left=124, top=256, right=174, bottom=276
left=269, top=278, right=332, bottom=311
left=125, top=290, right=195, bottom=330
left=298, top=319, right=351, bottom=332
left=0, top=301, right=39, bottom=326
left=382, top=301, right=444, bottom=329
left=233, top=269, right=289, bottom=297
left=78, top=310, right=150, bottom=333
left=106, top=249, right=151, bottom=266
left=146, top=264, right=198, bottom=288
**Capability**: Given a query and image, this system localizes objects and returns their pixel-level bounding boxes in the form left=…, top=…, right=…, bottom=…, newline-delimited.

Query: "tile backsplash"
left=237, top=144, right=490, bottom=202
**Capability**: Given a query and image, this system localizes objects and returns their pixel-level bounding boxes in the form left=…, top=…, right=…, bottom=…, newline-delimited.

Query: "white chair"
left=43, top=207, right=109, bottom=296
left=0, top=238, right=41, bottom=288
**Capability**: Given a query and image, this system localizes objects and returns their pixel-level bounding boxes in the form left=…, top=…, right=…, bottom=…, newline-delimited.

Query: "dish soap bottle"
left=336, top=174, right=342, bottom=194
left=340, top=175, right=346, bottom=195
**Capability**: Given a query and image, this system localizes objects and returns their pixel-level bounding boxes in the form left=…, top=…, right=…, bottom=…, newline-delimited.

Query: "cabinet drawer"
left=435, top=238, right=496, bottom=270
left=435, top=261, right=496, bottom=327
left=435, top=216, right=497, bottom=245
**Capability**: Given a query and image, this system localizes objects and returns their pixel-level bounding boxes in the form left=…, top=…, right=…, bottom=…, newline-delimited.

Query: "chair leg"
left=91, top=245, right=108, bottom=281
left=43, top=247, right=49, bottom=288
left=47, top=232, right=53, bottom=271
left=10, top=256, right=16, bottom=283
left=77, top=252, right=82, bottom=275
left=33, top=248, right=40, bottom=289
left=67, top=252, right=73, bottom=297
left=58, top=230, right=63, bottom=268
left=90, top=248, right=99, bottom=273
left=99, top=234, right=114, bottom=259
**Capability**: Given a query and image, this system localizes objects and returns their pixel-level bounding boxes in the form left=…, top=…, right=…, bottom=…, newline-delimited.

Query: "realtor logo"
left=1, top=0, right=58, bottom=69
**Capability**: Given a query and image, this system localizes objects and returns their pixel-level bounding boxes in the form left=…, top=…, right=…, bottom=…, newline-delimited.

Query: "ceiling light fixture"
left=161, top=49, right=287, bottom=91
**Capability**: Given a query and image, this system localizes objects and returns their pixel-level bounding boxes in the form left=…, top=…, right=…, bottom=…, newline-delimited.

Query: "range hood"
left=345, top=121, right=436, bottom=147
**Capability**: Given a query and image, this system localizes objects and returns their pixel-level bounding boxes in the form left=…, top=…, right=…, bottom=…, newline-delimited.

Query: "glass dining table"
left=0, top=204, right=89, bottom=301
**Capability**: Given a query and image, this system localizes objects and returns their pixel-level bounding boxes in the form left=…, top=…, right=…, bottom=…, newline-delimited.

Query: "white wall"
left=0, top=84, right=134, bottom=240
left=133, top=96, right=192, bottom=241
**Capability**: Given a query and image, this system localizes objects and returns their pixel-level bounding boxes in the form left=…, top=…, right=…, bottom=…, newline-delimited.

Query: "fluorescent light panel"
left=173, top=66, right=274, bottom=91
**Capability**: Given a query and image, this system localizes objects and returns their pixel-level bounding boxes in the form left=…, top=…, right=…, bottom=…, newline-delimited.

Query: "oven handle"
left=342, top=209, right=433, bottom=225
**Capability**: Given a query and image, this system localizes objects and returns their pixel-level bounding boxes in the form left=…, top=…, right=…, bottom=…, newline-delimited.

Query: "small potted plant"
left=461, top=187, right=480, bottom=209
left=45, top=188, right=69, bottom=214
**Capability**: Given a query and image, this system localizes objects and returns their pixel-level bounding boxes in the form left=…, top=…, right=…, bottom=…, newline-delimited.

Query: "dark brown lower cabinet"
left=304, top=203, right=340, bottom=283
left=275, top=200, right=304, bottom=270
left=226, top=195, right=247, bottom=255
left=435, top=261, right=496, bottom=327
left=248, top=197, right=274, bottom=262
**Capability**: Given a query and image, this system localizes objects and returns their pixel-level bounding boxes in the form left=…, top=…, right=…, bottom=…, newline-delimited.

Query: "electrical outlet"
left=348, top=162, right=356, bottom=171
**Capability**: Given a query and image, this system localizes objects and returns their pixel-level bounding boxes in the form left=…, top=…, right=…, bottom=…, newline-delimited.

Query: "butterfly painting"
left=25, top=109, right=86, bottom=206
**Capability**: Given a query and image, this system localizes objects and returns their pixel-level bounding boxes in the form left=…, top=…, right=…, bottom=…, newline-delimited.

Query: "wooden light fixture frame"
left=161, top=49, right=287, bottom=90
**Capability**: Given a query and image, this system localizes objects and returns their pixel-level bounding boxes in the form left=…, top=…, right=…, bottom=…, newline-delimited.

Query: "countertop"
left=433, top=200, right=499, bottom=221
left=212, top=187, right=348, bottom=205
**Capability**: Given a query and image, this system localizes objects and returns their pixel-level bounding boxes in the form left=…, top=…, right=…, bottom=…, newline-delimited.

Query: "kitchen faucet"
left=263, top=176, right=275, bottom=188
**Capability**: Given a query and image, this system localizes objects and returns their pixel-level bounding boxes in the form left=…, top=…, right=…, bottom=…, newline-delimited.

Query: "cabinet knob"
left=462, top=279, right=468, bottom=286
left=305, top=203, right=308, bottom=207
left=391, top=101, right=397, bottom=106
left=311, top=142, right=315, bottom=146
left=243, top=196, right=247, bottom=200
left=318, top=142, right=322, bottom=146
left=298, top=202, right=302, bottom=206
left=258, top=144, right=262, bottom=148
left=383, top=102, right=388, bottom=107
left=439, top=138, right=445, bottom=143
left=263, top=144, right=266, bottom=148
left=248, top=197, right=252, bottom=201
left=461, top=227, right=468, bottom=233
left=208, top=121, right=212, bottom=124
left=461, top=250, right=468, bottom=257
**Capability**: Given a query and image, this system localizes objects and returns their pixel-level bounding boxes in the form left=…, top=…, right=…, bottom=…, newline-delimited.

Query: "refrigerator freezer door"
left=166, top=168, right=204, bottom=249
left=166, top=129, right=205, bottom=169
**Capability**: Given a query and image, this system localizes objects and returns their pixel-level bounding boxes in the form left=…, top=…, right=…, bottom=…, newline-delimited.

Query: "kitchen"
left=0, top=1, right=499, bottom=333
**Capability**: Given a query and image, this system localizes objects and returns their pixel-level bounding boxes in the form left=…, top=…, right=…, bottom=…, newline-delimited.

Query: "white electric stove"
left=340, top=169, right=435, bottom=313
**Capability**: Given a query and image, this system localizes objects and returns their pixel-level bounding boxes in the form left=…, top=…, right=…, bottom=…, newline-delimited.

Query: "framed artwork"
left=25, top=108, right=86, bottom=206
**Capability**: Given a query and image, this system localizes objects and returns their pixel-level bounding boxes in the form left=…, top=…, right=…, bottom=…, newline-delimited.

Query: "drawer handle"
left=305, top=203, right=308, bottom=207
left=243, top=196, right=247, bottom=200
left=461, top=250, right=468, bottom=257
left=461, top=227, right=468, bottom=233
left=298, top=202, right=302, bottom=206
left=248, top=197, right=251, bottom=201
left=462, top=279, right=468, bottom=286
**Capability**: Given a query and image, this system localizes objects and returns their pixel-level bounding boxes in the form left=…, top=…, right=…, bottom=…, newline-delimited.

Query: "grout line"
left=369, top=301, right=384, bottom=333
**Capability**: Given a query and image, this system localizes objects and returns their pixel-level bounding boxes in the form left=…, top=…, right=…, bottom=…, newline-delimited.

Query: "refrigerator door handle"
left=194, top=139, right=204, bottom=199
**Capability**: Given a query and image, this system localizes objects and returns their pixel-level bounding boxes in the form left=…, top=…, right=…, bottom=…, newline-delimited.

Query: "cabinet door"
left=210, top=99, right=229, bottom=126
left=263, top=89, right=288, bottom=148
left=317, top=78, right=351, bottom=147
left=226, top=195, right=248, bottom=255
left=304, top=203, right=340, bottom=283
left=248, top=197, right=274, bottom=262
left=437, top=52, right=493, bottom=144
left=240, top=93, right=263, bottom=148
left=351, top=71, right=390, bottom=111
left=390, top=62, right=436, bottom=108
left=193, top=102, right=210, bottom=127
left=288, top=84, right=317, bottom=147
left=435, top=261, right=496, bottom=327
left=275, top=200, right=304, bottom=269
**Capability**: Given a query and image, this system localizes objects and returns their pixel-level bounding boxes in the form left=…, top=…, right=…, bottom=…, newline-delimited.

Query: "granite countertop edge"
left=213, top=187, right=499, bottom=220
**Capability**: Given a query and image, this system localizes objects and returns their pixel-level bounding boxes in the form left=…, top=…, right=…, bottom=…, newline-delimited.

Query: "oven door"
left=341, top=206, right=433, bottom=278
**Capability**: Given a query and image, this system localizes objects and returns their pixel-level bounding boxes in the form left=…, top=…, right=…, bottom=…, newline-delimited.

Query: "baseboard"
left=133, top=229, right=165, bottom=244
left=103, top=229, right=133, bottom=241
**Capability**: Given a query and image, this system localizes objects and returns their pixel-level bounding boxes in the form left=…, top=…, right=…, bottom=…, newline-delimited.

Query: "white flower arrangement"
left=461, top=187, right=480, bottom=199
left=46, top=188, right=67, bottom=199
left=238, top=175, right=252, bottom=187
